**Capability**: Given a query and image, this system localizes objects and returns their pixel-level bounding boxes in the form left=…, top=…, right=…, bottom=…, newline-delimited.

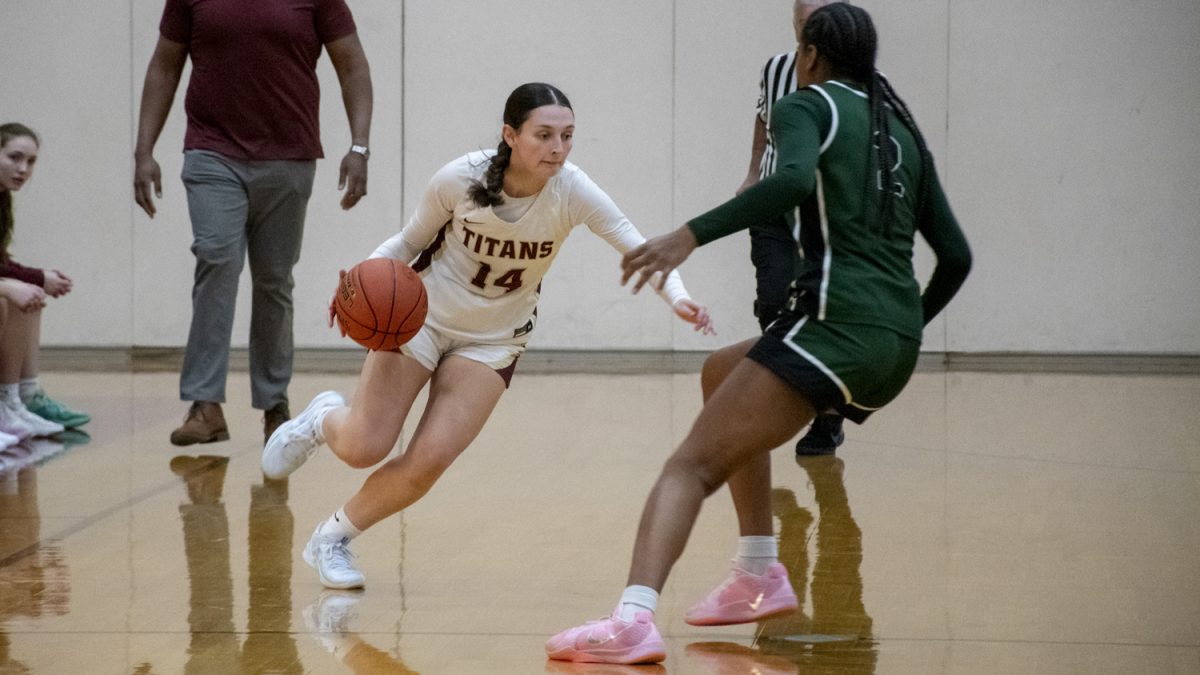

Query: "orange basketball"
left=334, top=258, right=428, bottom=351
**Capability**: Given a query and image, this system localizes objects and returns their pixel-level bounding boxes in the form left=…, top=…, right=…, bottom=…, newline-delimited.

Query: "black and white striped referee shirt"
left=756, top=51, right=798, bottom=179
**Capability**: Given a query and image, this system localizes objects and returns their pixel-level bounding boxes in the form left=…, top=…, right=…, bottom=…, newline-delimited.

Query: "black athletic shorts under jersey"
left=748, top=310, right=919, bottom=424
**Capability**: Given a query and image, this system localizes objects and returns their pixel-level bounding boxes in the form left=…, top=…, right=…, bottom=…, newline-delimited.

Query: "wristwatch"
left=350, top=144, right=370, bottom=159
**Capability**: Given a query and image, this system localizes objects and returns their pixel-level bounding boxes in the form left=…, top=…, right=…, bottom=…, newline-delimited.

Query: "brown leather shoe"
left=263, top=403, right=290, bottom=445
left=170, top=402, right=230, bottom=446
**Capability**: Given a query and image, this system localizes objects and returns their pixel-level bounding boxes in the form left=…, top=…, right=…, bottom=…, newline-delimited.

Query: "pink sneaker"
left=546, top=611, right=666, bottom=664
left=684, top=563, right=799, bottom=626
left=545, top=659, right=666, bottom=674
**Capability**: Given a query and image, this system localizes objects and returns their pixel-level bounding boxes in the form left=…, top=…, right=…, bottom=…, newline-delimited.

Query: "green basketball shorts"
left=747, top=312, right=920, bottom=423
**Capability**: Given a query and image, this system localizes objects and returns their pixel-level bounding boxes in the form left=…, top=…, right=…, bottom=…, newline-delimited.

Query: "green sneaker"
left=25, top=391, right=91, bottom=428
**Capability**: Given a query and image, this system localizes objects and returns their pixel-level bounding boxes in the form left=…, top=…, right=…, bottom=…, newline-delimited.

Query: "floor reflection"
left=295, top=430, right=417, bottom=671
left=544, top=660, right=665, bottom=674
left=1, top=370, right=1192, bottom=672
left=0, top=445, right=70, bottom=673
left=172, top=454, right=302, bottom=673
left=300, top=588, right=421, bottom=673
left=685, top=455, right=878, bottom=674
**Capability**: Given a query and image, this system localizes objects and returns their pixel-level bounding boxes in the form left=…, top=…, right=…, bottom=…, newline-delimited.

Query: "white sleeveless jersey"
left=371, top=151, right=690, bottom=343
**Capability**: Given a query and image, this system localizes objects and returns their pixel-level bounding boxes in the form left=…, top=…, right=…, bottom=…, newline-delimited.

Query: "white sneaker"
left=0, top=442, right=33, bottom=477
left=303, top=589, right=361, bottom=657
left=6, top=402, right=64, bottom=437
left=303, top=528, right=366, bottom=589
left=0, top=429, right=19, bottom=449
left=29, top=439, right=67, bottom=465
left=0, top=405, right=35, bottom=440
left=261, top=391, right=344, bottom=479
left=304, top=589, right=361, bottom=633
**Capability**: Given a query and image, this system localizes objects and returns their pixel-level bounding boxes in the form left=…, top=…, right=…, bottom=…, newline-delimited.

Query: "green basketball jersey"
left=689, top=79, right=969, bottom=341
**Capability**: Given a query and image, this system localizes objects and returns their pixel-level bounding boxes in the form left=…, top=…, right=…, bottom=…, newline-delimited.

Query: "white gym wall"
left=2, top=0, right=1197, bottom=355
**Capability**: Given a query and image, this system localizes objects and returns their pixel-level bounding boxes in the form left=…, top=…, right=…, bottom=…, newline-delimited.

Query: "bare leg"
left=0, top=300, right=37, bottom=385
left=342, top=356, right=506, bottom=531
left=19, top=304, right=39, bottom=380
left=0, top=299, right=10, bottom=384
left=701, top=340, right=774, bottom=537
left=626, top=357, right=816, bottom=590
left=323, top=349, right=433, bottom=469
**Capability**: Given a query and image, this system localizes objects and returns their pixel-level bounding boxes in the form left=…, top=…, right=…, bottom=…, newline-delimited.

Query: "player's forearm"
left=688, top=162, right=813, bottom=246
left=655, top=269, right=689, bottom=307
left=370, top=231, right=416, bottom=263
left=920, top=182, right=972, bottom=324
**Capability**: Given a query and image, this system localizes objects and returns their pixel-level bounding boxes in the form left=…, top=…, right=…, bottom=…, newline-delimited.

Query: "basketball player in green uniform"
left=548, top=3, right=971, bottom=664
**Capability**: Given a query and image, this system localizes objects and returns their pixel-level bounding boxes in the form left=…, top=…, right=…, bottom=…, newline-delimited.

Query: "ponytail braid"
left=468, top=141, right=513, bottom=208
left=805, top=3, right=924, bottom=235
left=877, top=72, right=933, bottom=229
left=868, top=70, right=896, bottom=234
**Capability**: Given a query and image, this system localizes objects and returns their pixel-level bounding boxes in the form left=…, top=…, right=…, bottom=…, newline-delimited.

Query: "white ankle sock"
left=313, top=406, right=336, bottom=444
left=0, top=384, right=21, bottom=408
left=18, top=378, right=40, bottom=403
left=316, top=507, right=362, bottom=542
left=735, top=535, right=778, bottom=575
left=617, top=585, right=658, bottom=621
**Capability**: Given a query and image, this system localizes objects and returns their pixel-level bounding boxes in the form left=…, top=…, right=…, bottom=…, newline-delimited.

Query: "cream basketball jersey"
left=371, top=152, right=689, bottom=343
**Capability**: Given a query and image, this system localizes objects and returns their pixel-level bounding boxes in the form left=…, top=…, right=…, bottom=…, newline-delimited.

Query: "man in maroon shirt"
left=133, top=0, right=373, bottom=446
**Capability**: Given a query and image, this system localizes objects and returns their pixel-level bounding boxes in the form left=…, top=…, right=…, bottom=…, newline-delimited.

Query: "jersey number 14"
left=470, top=262, right=525, bottom=293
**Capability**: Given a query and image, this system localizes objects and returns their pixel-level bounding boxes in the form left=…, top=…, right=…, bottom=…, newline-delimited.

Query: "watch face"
left=351, top=145, right=369, bottom=158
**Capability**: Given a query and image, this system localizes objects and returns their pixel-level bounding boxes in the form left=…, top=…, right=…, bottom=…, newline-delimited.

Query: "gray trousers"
left=179, top=150, right=316, bottom=410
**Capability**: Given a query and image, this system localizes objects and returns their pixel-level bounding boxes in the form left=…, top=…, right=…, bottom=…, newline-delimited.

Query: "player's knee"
left=701, top=347, right=736, bottom=378
left=663, top=451, right=727, bottom=498
left=700, top=347, right=742, bottom=400
left=340, top=433, right=397, bottom=469
left=700, top=358, right=727, bottom=400
left=343, top=452, right=382, bottom=470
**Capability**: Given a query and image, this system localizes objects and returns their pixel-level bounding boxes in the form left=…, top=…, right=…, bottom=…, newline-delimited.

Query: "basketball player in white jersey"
left=262, top=82, right=714, bottom=590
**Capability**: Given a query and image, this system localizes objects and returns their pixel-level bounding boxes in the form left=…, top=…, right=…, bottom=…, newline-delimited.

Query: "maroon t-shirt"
left=159, top=0, right=357, bottom=161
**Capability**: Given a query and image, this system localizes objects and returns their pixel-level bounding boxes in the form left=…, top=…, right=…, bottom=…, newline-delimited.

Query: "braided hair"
left=0, top=123, right=40, bottom=258
left=468, top=83, right=573, bottom=208
left=801, top=3, right=932, bottom=234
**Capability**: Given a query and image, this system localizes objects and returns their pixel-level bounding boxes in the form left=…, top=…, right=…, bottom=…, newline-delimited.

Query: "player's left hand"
left=338, top=152, right=368, bottom=210
left=621, top=225, right=698, bottom=293
left=328, top=269, right=348, bottom=334
left=673, top=299, right=716, bottom=335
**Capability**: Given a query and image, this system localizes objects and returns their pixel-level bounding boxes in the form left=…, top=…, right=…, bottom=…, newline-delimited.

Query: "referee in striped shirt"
left=737, top=0, right=846, bottom=455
